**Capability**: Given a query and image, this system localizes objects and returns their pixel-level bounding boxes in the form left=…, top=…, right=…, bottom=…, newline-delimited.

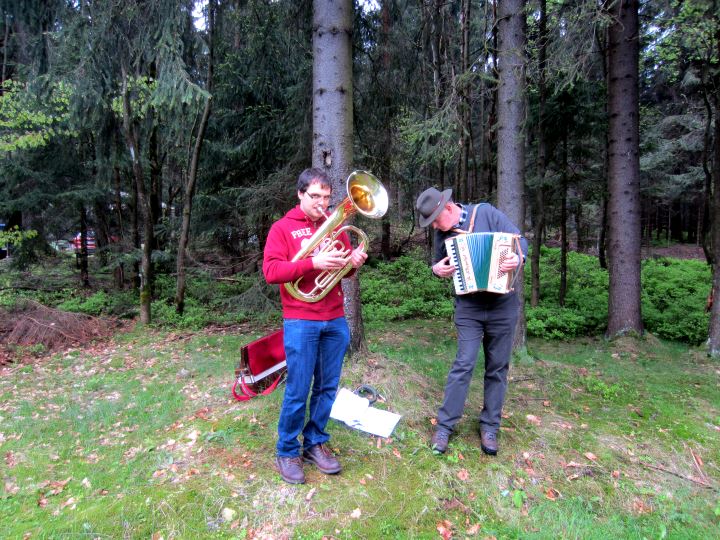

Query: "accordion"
left=444, top=232, right=522, bottom=295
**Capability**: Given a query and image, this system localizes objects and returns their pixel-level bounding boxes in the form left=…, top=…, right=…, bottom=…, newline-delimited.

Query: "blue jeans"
left=277, top=317, right=350, bottom=457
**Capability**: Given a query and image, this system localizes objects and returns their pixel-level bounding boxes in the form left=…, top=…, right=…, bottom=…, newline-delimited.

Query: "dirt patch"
left=641, top=244, right=706, bottom=260
left=0, top=300, right=116, bottom=366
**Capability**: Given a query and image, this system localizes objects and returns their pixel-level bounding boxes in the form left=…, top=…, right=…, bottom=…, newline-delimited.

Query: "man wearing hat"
left=416, top=187, right=528, bottom=456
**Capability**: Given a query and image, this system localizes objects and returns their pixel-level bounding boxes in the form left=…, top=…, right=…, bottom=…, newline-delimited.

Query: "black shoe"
left=480, top=431, right=498, bottom=456
left=431, top=429, right=450, bottom=454
left=275, top=455, right=305, bottom=484
left=303, top=444, right=342, bottom=474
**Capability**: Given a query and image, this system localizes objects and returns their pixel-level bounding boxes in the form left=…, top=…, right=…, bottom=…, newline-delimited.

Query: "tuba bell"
left=284, top=170, right=389, bottom=303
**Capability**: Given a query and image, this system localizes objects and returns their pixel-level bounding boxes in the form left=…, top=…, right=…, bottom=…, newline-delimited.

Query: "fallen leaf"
left=466, top=523, right=481, bottom=535
left=392, top=448, right=402, bottom=459
left=612, top=470, right=620, bottom=479
left=5, top=481, right=19, bottom=495
left=48, top=478, right=70, bottom=495
left=350, top=508, right=362, bottom=519
left=436, top=520, right=453, bottom=540
left=457, top=469, right=469, bottom=481
left=221, top=508, right=236, bottom=522
left=5, top=451, right=17, bottom=468
left=632, top=498, right=653, bottom=514
left=359, top=478, right=366, bottom=485
left=430, top=418, right=438, bottom=426
left=526, top=414, right=541, bottom=426
left=545, top=488, right=560, bottom=500
left=305, top=488, right=316, bottom=501
left=542, top=400, right=551, bottom=407
left=584, top=452, right=597, bottom=461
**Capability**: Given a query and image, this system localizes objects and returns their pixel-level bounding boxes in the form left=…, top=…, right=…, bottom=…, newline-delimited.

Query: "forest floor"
left=0, top=320, right=718, bottom=539
left=641, top=243, right=706, bottom=260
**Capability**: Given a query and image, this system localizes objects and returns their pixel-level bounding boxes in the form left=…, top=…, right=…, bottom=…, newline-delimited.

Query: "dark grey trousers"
left=436, top=292, right=519, bottom=435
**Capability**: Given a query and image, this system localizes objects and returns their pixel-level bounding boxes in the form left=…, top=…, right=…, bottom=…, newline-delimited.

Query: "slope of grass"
left=1, top=322, right=718, bottom=539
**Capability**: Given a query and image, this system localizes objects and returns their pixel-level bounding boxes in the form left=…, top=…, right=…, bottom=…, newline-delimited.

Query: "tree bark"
left=530, top=0, right=547, bottom=308
left=312, top=0, right=366, bottom=354
left=176, top=0, right=215, bottom=316
left=707, top=25, right=720, bottom=356
left=122, top=67, right=154, bottom=325
left=605, top=0, right=642, bottom=338
left=560, top=135, right=568, bottom=306
left=496, top=0, right=527, bottom=350
left=78, top=205, right=89, bottom=288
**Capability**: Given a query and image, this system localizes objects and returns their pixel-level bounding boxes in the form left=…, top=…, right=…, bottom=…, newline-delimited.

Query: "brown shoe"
left=303, top=444, right=341, bottom=474
left=275, top=455, right=305, bottom=484
left=430, top=429, right=450, bottom=454
left=480, top=431, right=498, bottom=456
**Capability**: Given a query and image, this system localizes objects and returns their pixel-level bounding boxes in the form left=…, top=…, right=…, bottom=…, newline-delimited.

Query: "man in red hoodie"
left=263, top=167, right=367, bottom=484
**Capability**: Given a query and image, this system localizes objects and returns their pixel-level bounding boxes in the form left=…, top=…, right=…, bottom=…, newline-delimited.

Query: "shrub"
left=373, top=247, right=710, bottom=344
left=360, top=254, right=453, bottom=323
left=524, top=248, right=609, bottom=338
left=641, top=257, right=711, bottom=345
left=525, top=305, right=590, bottom=340
left=57, top=291, right=111, bottom=316
left=57, top=290, right=137, bottom=318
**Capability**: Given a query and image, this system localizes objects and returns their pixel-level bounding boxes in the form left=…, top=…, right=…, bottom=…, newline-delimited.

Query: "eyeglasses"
left=304, top=192, right=331, bottom=202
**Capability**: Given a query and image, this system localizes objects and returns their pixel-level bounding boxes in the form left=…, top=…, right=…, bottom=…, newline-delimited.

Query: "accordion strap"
left=450, top=203, right=481, bottom=235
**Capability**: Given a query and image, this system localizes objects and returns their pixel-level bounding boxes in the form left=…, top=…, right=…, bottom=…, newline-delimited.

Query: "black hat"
left=416, top=187, right=452, bottom=227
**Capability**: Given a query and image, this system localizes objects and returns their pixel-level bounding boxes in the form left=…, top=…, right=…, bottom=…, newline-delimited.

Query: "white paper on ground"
left=330, top=388, right=402, bottom=438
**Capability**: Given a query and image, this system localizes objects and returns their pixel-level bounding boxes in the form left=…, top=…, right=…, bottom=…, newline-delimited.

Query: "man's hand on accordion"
left=499, top=252, right=521, bottom=273
left=432, top=256, right=456, bottom=278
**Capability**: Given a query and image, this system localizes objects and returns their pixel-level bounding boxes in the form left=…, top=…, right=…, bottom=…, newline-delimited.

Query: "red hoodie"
left=263, top=205, right=353, bottom=320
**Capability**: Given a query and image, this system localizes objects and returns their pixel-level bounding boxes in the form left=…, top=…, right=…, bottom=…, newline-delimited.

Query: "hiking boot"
left=430, top=429, right=450, bottom=454
left=480, top=431, right=498, bottom=456
left=303, top=444, right=342, bottom=474
left=275, top=455, right=305, bottom=484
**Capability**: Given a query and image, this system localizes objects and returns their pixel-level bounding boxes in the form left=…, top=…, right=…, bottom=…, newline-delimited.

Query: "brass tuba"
left=284, top=170, right=389, bottom=303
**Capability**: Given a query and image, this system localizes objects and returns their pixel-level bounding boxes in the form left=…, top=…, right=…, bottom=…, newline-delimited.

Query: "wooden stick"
left=639, top=461, right=716, bottom=490
left=688, top=447, right=709, bottom=483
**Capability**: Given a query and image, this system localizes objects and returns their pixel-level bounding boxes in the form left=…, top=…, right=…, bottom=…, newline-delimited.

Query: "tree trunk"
left=78, top=206, right=89, bottom=288
left=496, top=0, right=527, bottom=350
left=312, top=0, right=366, bottom=354
left=559, top=135, right=568, bottom=306
left=530, top=0, right=547, bottom=308
left=707, top=25, right=720, bottom=356
left=176, top=0, right=215, bottom=316
left=131, top=168, right=141, bottom=289
left=113, top=166, right=125, bottom=241
left=122, top=67, right=153, bottom=325
left=458, top=0, right=471, bottom=201
left=605, top=0, right=642, bottom=337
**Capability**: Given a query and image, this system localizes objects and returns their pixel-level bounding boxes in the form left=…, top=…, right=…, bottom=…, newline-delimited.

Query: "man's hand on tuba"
left=312, top=248, right=350, bottom=270
left=350, top=241, right=367, bottom=269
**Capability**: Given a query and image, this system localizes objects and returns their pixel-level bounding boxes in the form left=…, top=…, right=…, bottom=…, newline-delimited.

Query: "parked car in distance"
left=50, top=239, right=73, bottom=253
left=72, top=231, right=96, bottom=254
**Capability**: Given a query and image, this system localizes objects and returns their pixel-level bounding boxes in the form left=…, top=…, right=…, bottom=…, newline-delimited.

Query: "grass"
left=1, top=321, right=719, bottom=539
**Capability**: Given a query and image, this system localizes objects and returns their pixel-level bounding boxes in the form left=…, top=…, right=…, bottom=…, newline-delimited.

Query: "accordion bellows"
left=445, top=232, right=522, bottom=295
